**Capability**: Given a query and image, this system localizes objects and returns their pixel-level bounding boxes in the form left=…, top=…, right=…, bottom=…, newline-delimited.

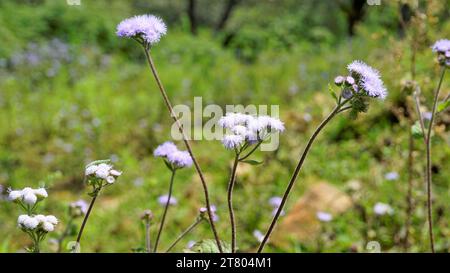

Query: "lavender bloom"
left=158, top=194, right=177, bottom=206
left=384, top=171, right=399, bottom=181
left=116, top=15, right=167, bottom=46
left=154, top=141, right=178, bottom=158
left=373, top=202, right=394, bottom=216
left=200, top=205, right=219, bottom=222
left=154, top=142, right=193, bottom=168
left=431, top=39, right=450, bottom=53
left=347, top=60, right=387, bottom=99
left=268, top=196, right=282, bottom=207
left=69, top=200, right=88, bottom=217
left=423, top=111, right=432, bottom=121
left=221, top=134, right=245, bottom=150
left=316, top=211, right=333, bottom=222
left=269, top=196, right=285, bottom=216
left=167, top=150, right=193, bottom=168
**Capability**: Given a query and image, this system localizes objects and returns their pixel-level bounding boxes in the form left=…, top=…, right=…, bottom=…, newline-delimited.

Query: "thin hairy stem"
left=75, top=192, right=99, bottom=249
left=165, top=217, right=204, bottom=253
left=257, top=102, right=343, bottom=252
left=403, top=126, right=414, bottom=252
left=145, top=221, right=151, bottom=253
left=423, top=67, right=446, bottom=253
left=227, top=153, right=240, bottom=252
left=154, top=169, right=176, bottom=252
left=143, top=48, right=223, bottom=252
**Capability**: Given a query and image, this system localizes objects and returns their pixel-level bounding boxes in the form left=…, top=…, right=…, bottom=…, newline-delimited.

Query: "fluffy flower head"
left=116, top=15, right=167, bottom=46
left=431, top=39, right=450, bottom=53
left=347, top=60, right=387, bottom=99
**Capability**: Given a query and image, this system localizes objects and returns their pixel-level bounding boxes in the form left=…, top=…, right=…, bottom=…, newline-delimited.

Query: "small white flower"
left=85, top=165, right=98, bottom=176
left=23, top=217, right=39, bottom=230
left=42, top=221, right=55, bottom=232
left=110, top=169, right=122, bottom=177
left=21, top=187, right=34, bottom=196
left=8, top=190, right=23, bottom=201
left=316, top=211, right=333, bottom=222
left=45, top=215, right=58, bottom=225
left=231, top=125, right=248, bottom=136
left=17, top=215, right=29, bottom=225
left=23, top=193, right=37, bottom=205
left=373, top=202, right=394, bottom=216
left=95, top=168, right=110, bottom=179
left=35, top=214, right=47, bottom=223
left=106, top=176, right=115, bottom=184
left=34, top=188, right=48, bottom=199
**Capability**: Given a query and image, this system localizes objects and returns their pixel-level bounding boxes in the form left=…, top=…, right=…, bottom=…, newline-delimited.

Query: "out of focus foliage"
left=0, top=0, right=449, bottom=252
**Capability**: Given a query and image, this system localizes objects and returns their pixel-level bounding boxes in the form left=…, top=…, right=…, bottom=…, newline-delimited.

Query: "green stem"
left=145, top=220, right=151, bottom=253
left=143, top=47, right=223, bottom=253
left=74, top=190, right=100, bottom=251
left=227, top=153, right=240, bottom=253
left=154, top=169, right=176, bottom=252
left=165, top=217, right=204, bottom=253
left=423, top=67, right=446, bottom=253
left=257, top=102, right=344, bottom=253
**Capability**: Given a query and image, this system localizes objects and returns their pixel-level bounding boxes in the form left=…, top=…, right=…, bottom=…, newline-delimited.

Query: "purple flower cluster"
left=431, top=39, right=450, bottom=67
left=116, top=15, right=167, bottom=46
left=347, top=60, right=387, bottom=99
left=154, top=141, right=193, bottom=168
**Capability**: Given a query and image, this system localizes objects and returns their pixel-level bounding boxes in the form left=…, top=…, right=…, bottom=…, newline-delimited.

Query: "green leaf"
left=328, top=84, right=338, bottom=103
left=437, top=100, right=450, bottom=113
left=411, top=122, right=424, bottom=139
left=240, top=159, right=263, bottom=165
left=185, top=239, right=232, bottom=253
left=86, top=159, right=111, bottom=168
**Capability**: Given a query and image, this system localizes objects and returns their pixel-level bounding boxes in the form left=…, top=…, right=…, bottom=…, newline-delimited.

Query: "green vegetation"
left=0, top=0, right=449, bottom=253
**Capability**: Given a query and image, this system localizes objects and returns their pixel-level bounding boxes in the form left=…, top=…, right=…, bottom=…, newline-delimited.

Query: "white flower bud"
left=35, top=214, right=47, bottom=223
left=23, top=193, right=37, bottom=205
left=17, top=215, right=29, bottom=225
left=42, top=221, right=55, bottom=232
left=106, top=176, right=115, bottom=184
left=45, top=215, right=58, bottom=225
left=85, top=165, right=98, bottom=176
left=34, top=188, right=48, bottom=199
left=110, top=169, right=122, bottom=177
left=23, top=217, right=39, bottom=230
left=8, top=190, right=23, bottom=201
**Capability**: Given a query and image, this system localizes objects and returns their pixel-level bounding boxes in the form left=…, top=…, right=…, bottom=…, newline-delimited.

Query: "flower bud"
left=141, top=210, right=153, bottom=222
left=334, top=76, right=345, bottom=86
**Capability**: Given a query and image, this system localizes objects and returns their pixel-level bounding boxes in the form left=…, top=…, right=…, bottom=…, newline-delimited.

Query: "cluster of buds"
left=18, top=214, right=58, bottom=232
left=84, top=160, right=122, bottom=192
left=334, top=75, right=359, bottom=99
left=199, top=205, right=219, bottom=222
left=432, top=39, right=450, bottom=67
left=8, top=187, right=48, bottom=206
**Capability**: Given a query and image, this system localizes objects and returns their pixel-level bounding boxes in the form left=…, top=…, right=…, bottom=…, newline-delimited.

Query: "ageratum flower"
left=85, top=162, right=122, bottom=184
left=347, top=60, right=387, bottom=99
left=116, top=15, right=167, bottom=46
left=221, top=134, right=245, bottom=150
left=8, top=187, right=48, bottom=205
left=154, top=142, right=193, bottom=168
left=200, top=205, right=219, bottom=222
left=69, top=200, right=89, bottom=217
left=431, top=39, right=450, bottom=53
left=373, top=202, right=394, bottom=216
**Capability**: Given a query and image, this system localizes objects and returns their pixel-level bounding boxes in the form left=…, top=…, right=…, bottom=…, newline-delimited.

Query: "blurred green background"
left=0, top=0, right=449, bottom=253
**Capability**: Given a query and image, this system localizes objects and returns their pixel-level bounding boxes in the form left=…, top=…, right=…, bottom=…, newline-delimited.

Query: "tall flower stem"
left=165, top=217, right=204, bottom=252
left=227, top=153, right=240, bottom=253
left=154, top=169, right=176, bottom=252
left=74, top=191, right=99, bottom=250
left=145, top=220, right=151, bottom=253
left=143, top=48, right=223, bottom=252
left=413, top=67, right=446, bottom=253
left=257, top=102, right=345, bottom=253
